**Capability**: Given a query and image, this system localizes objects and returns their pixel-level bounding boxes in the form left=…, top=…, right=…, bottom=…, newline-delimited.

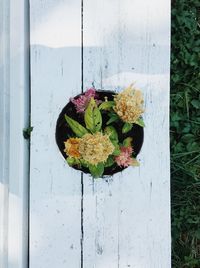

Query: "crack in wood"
left=81, top=172, right=84, bottom=268
left=81, top=0, right=84, bottom=267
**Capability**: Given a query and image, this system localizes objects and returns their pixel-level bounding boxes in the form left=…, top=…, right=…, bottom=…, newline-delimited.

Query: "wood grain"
left=0, top=1, right=29, bottom=267
left=30, top=0, right=171, bottom=267
left=30, top=1, right=82, bottom=267
left=82, top=0, right=171, bottom=267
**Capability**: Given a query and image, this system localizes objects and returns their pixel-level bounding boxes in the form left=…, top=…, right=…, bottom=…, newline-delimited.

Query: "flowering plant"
left=56, top=85, right=145, bottom=178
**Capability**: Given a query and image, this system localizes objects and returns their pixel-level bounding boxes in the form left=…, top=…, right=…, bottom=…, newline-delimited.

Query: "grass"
left=171, top=0, right=200, bottom=267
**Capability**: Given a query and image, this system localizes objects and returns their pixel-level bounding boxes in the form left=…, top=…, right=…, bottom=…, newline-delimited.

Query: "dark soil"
left=55, top=90, right=144, bottom=176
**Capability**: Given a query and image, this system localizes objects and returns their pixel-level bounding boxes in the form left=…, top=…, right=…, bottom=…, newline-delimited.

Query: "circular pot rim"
left=55, top=89, right=144, bottom=177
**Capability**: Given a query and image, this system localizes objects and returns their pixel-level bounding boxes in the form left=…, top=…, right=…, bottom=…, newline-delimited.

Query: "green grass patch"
left=171, top=1, right=200, bottom=267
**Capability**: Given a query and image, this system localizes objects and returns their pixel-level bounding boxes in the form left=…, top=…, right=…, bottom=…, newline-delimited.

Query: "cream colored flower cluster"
left=79, top=132, right=114, bottom=165
left=64, top=132, right=115, bottom=166
left=114, top=85, right=144, bottom=123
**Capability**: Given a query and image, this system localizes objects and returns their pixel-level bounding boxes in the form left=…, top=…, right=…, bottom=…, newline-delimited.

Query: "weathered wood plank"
left=0, top=1, right=29, bottom=267
left=82, top=0, right=171, bottom=267
left=0, top=3, right=10, bottom=266
left=29, top=1, right=82, bottom=267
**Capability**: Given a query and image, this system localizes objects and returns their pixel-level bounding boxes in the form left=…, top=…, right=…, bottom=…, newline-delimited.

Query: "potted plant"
left=56, top=85, right=144, bottom=178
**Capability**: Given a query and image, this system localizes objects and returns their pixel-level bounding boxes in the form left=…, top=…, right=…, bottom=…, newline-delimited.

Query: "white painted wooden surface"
left=0, top=0, right=29, bottom=267
left=29, top=1, right=82, bottom=267
left=30, top=0, right=171, bottom=267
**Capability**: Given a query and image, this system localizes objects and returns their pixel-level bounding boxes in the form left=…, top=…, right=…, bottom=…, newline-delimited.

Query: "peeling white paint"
left=30, top=0, right=171, bottom=267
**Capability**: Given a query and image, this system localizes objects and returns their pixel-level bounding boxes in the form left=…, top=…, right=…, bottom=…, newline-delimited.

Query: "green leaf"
left=111, top=141, right=120, bottom=156
left=106, top=116, right=118, bottom=125
left=79, top=159, right=89, bottom=168
left=99, top=101, right=115, bottom=110
left=106, top=113, right=119, bottom=125
left=108, top=138, right=121, bottom=156
left=84, top=98, right=102, bottom=133
left=66, top=157, right=79, bottom=166
left=191, top=99, right=200, bottom=109
left=23, top=126, right=34, bottom=139
left=112, top=147, right=121, bottom=156
left=65, top=114, right=88, bottom=137
left=104, top=126, right=118, bottom=142
left=122, top=122, right=133, bottom=133
left=181, top=134, right=195, bottom=143
left=89, top=163, right=104, bottom=178
left=104, top=156, right=115, bottom=167
left=186, top=141, right=200, bottom=152
left=104, top=126, right=120, bottom=156
left=123, top=137, right=133, bottom=147
left=135, top=118, right=145, bottom=127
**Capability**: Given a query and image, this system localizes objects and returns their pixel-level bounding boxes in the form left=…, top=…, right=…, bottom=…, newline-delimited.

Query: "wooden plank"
left=29, top=1, right=82, bottom=267
left=82, top=0, right=171, bottom=267
left=0, top=0, right=29, bottom=267
left=0, top=2, right=10, bottom=266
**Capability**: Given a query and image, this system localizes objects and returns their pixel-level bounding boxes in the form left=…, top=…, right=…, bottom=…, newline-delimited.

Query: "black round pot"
left=55, top=90, right=144, bottom=176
